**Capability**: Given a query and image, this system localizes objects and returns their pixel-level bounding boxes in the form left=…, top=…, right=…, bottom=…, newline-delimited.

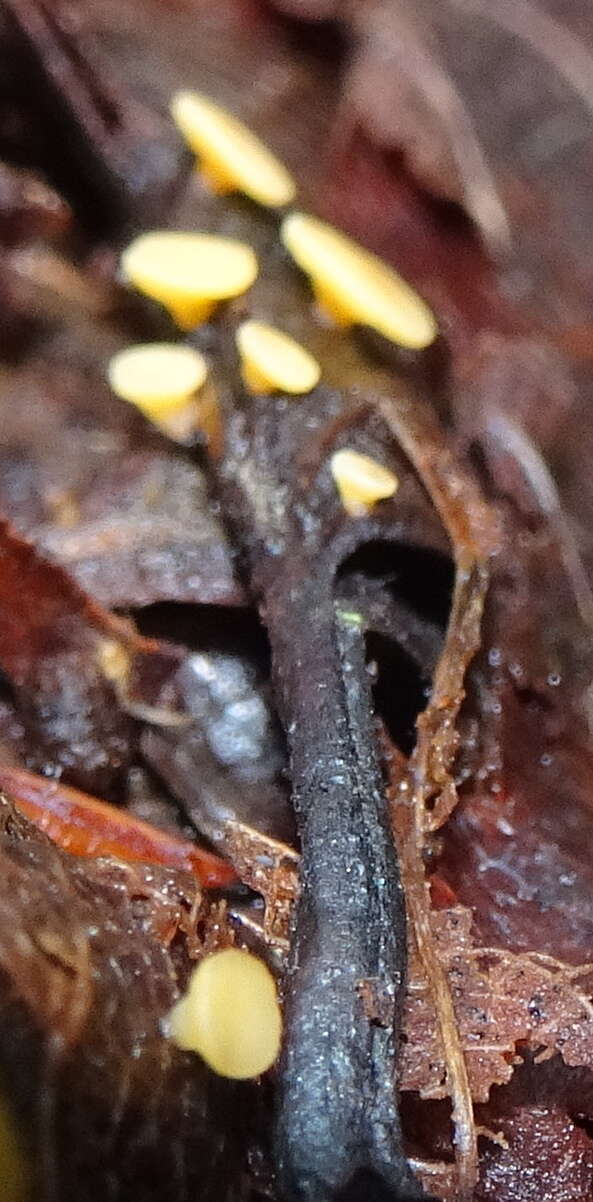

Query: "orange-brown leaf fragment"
left=0, top=763, right=236, bottom=889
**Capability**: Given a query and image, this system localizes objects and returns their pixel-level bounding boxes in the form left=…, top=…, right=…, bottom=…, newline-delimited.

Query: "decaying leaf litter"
left=1, top=0, right=593, bottom=1199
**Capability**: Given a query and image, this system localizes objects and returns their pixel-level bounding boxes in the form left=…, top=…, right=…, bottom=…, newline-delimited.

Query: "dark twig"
left=216, top=381, right=446, bottom=1200
left=267, top=558, right=423, bottom=1201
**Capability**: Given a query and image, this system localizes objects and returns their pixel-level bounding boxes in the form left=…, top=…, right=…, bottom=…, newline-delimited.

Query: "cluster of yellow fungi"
left=109, top=89, right=437, bottom=518
left=168, top=947, right=282, bottom=1079
left=105, top=87, right=441, bottom=1082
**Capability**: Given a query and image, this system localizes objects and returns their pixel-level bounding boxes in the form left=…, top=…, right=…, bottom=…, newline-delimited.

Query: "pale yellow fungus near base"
left=121, top=232, right=258, bottom=330
left=281, top=212, right=438, bottom=350
left=107, top=343, right=208, bottom=422
left=96, top=638, right=131, bottom=688
left=171, top=91, right=296, bottom=209
left=0, top=1090, right=29, bottom=1202
left=236, top=320, right=320, bottom=395
left=330, top=448, right=399, bottom=517
left=168, top=947, right=282, bottom=1080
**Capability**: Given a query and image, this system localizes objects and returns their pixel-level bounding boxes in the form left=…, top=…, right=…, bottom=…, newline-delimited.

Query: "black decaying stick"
left=218, top=384, right=442, bottom=1201
left=268, top=561, right=423, bottom=1200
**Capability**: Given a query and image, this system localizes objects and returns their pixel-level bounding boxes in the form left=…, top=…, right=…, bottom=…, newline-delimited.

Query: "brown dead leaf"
left=0, top=160, right=71, bottom=247
left=334, top=0, right=593, bottom=334
left=272, top=0, right=593, bottom=368
left=0, top=795, right=250, bottom=1202
left=0, top=519, right=183, bottom=797
left=0, top=360, right=244, bottom=609
left=223, top=819, right=299, bottom=952
left=401, top=905, right=593, bottom=1104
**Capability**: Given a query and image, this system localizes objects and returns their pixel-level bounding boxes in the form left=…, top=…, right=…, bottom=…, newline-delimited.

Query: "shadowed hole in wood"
left=132, top=602, right=273, bottom=666
left=337, top=542, right=454, bottom=757
left=366, top=631, right=429, bottom=757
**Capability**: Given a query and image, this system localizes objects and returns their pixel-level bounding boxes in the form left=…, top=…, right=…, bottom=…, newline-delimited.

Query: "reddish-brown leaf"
left=0, top=795, right=250, bottom=1202
left=0, top=519, right=182, bottom=797
left=0, top=762, right=236, bottom=888
left=401, top=906, right=593, bottom=1104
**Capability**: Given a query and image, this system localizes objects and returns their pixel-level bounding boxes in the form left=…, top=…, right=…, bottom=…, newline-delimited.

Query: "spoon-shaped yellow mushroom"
left=330, top=448, right=399, bottom=517
left=236, top=320, right=321, bottom=395
left=171, top=90, right=296, bottom=209
left=281, top=212, right=438, bottom=350
left=168, top=947, right=282, bottom=1079
left=121, top=232, right=258, bottom=330
left=107, top=343, right=208, bottom=420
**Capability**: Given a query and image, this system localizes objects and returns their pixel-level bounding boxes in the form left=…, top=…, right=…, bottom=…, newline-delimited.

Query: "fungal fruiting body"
left=120, top=231, right=258, bottom=329
left=171, top=90, right=296, bottom=209
left=236, top=320, right=320, bottom=395
left=330, top=448, right=399, bottom=516
left=108, top=343, right=208, bottom=421
left=168, top=947, right=282, bottom=1079
left=280, top=212, right=438, bottom=350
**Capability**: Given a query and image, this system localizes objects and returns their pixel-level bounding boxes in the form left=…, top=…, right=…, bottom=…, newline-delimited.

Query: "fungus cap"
left=168, top=947, right=282, bottom=1079
left=107, top=343, right=208, bottom=419
left=121, top=232, right=258, bottom=330
left=281, top=212, right=437, bottom=350
left=171, top=90, right=296, bottom=209
left=236, top=319, right=320, bottom=395
left=330, top=448, right=399, bottom=516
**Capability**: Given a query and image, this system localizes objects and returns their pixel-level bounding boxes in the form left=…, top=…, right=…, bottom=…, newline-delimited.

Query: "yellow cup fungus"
left=330, top=448, right=399, bottom=517
left=236, top=319, right=321, bottom=395
left=168, top=947, right=282, bottom=1079
left=120, top=231, right=258, bottom=330
left=280, top=212, right=438, bottom=350
left=171, top=90, right=296, bottom=209
left=107, top=343, right=208, bottom=421
left=0, top=1091, right=29, bottom=1202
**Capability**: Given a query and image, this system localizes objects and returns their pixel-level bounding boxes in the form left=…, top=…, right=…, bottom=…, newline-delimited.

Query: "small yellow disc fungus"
left=107, top=343, right=208, bottom=420
left=280, top=212, right=437, bottom=350
left=171, top=90, right=296, bottom=209
left=330, top=448, right=399, bottom=517
left=0, top=1091, right=28, bottom=1202
left=168, top=947, right=282, bottom=1079
left=236, top=320, right=321, bottom=395
left=121, top=232, right=258, bottom=330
